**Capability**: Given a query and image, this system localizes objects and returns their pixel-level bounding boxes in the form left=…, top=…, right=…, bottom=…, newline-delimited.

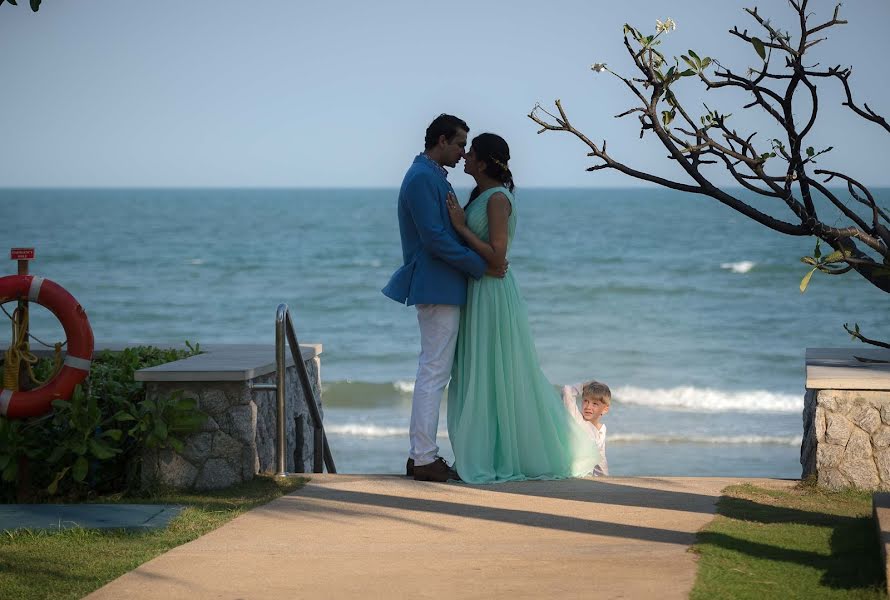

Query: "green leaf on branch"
left=47, top=467, right=70, bottom=495
left=800, top=268, right=817, bottom=292
left=624, top=24, right=642, bottom=39
left=806, top=146, right=815, bottom=157
left=821, top=249, right=848, bottom=264
left=813, top=239, right=822, bottom=260
left=751, top=37, right=767, bottom=60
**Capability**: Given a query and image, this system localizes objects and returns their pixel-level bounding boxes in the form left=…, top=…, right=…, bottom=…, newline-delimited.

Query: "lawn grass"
left=690, top=481, right=886, bottom=600
left=0, top=474, right=306, bottom=600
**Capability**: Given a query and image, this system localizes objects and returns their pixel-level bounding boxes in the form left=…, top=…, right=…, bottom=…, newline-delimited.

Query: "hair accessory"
left=490, top=157, right=510, bottom=172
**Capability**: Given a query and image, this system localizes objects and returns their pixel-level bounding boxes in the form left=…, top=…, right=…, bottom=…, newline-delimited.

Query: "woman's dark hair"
left=424, top=114, right=469, bottom=150
left=467, top=133, right=515, bottom=207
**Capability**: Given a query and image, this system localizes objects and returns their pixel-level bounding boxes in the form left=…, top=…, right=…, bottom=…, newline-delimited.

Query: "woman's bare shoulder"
left=488, top=191, right=512, bottom=214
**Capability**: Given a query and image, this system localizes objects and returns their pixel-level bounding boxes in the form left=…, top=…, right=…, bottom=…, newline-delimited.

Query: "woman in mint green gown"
left=445, top=133, right=599, bottom=483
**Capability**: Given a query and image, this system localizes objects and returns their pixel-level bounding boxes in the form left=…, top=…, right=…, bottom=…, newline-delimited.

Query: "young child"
left=561, top=380, right=611, bottom=476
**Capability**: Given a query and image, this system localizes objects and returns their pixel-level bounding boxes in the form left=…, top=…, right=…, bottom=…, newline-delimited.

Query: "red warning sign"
left=10, top=248, right=35, bottom=260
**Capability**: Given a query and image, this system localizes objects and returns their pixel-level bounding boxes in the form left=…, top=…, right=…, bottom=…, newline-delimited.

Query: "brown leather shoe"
left=413, top=457, right=459, bottom=482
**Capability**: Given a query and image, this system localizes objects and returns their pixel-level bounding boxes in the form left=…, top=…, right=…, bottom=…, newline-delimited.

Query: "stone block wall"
left=801, top=388, right=890, bottom=489
left=142, top=355, right=322, bottom=490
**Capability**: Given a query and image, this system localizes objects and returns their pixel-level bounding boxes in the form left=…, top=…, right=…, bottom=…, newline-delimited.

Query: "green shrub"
left=0, top=343, right=205, bottom=502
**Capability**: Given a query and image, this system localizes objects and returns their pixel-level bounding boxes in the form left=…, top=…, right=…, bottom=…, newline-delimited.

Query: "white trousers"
left=410, top=303, right=460, bottom=467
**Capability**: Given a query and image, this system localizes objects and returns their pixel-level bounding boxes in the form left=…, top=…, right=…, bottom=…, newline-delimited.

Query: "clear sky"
left=1, top=1, right=888, bottom=188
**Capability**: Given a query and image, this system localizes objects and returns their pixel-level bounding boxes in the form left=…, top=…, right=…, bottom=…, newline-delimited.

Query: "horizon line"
left=3, top=184, right=890, bottom=191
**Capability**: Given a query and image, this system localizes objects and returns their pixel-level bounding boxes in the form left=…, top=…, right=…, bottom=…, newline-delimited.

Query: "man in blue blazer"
left=383, top=114, right=501, bottom=482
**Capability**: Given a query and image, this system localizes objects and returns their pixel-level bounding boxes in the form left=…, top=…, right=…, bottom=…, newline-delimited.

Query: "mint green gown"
left=447, top=187, right=600, bottom=483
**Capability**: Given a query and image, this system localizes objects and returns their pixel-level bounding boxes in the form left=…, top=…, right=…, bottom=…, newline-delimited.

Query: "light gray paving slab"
left=0, top=504, right=183, bottom=532
left=34, top=342, right=323, bottom=382
left=134, top=343, right=321, bottom=382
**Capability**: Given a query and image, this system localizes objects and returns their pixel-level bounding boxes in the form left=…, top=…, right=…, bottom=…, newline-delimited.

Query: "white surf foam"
left=720, top=260, right=755, bottom=273
left=610, top=433, right=802, bottom=445
left=324, top=424, right=800, bottom=445
left=615, top=385, right=802, bottom=413
left=385, top=381, right=800, bottom=414
left=393, top=380, right=415, bottom=394
left=326, top=424, right=410, bottom=437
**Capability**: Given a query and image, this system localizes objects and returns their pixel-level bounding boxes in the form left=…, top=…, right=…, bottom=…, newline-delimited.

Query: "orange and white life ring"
left=0, top=275, right=94, bottom=419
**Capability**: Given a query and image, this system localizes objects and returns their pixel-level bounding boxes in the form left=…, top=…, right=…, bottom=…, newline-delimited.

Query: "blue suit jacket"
left=382, top=155, right=487, bottom=306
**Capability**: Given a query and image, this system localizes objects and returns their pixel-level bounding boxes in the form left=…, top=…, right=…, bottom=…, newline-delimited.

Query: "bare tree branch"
left=529, top=1, right=890, bottom=297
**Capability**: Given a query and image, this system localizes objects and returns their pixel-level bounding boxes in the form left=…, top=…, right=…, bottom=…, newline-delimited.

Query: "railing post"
left=313, top=425, right=324, bottom=473
left=293, top=415, right=305, bottom=473
left=284, top=310, right=336, bottom=474
left=271, top=303, right=336, bottom=475
left=275, top=305, right=288, bottom=477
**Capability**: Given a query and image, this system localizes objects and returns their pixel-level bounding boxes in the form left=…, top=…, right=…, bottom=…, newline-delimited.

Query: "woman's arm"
left=446, top=192, right=511, bottom=271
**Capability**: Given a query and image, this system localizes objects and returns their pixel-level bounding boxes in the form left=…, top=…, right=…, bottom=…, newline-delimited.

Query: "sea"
left=4, top=187, right=888, bottom=477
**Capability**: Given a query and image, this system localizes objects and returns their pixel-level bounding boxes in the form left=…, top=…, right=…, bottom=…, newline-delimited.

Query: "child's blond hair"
left=582, top=381, right=612, bottom=406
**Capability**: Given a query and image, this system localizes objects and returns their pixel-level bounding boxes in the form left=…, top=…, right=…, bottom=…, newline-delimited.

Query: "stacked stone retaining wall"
left=802, top=389, right=890, bottom=489
left=141, top=354, right=322, bottom=490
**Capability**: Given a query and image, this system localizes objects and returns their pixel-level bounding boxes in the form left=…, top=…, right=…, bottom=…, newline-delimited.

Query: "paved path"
left=87, top=475, right=793, bottom=600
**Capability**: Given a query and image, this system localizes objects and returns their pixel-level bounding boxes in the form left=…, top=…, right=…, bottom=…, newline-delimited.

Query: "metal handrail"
left=266, top=303, right=336, bottom=476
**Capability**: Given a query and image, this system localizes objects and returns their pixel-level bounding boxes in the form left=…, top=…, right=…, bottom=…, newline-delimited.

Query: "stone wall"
left=801, top=388, right=890, bottom=490
left=141, top=355, right=322, bottom=490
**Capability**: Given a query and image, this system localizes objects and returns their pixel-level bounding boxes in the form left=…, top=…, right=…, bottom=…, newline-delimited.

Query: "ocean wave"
left=615, top=385, right=802, bottom=413
left=321, top=380, right=415, bottom=407
left=324, top=424, right=800, bottom=446
left=352, top=258, right=383, bottom=268
left=610, top=433, right=802, bottom=446
left=394, top=380, right=414, bottom=394
left=326, top=424, right=413, bottom=437
left=321, top=381, right=802, bottom=413
left=720, top=260, right=755, bottom=273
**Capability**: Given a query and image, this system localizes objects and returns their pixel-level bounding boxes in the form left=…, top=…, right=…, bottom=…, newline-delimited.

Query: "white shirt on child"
left=561, top=385, right=609, bottom=476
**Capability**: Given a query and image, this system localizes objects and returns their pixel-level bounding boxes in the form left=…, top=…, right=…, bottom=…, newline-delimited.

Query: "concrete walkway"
left=86, top=475, right=793, bottom=600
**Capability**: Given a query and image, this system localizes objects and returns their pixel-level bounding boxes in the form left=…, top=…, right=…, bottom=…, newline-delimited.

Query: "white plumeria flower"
left=591, top=63, right=607, bottom=73
left=656, top=18, right=677, bottom=33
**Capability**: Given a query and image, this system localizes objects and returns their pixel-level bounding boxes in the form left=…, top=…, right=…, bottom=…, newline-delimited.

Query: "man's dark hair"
left=424, top=114, right=469, bottom=150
